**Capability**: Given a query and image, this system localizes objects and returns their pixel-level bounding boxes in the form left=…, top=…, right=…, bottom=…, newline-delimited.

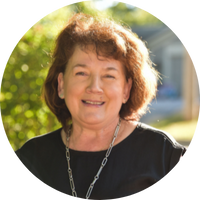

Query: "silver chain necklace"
left=65, top=118, right=121, bottom=199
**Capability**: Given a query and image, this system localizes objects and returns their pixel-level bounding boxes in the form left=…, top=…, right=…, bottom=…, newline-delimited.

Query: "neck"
left=61, top=117, right=138, bottom=152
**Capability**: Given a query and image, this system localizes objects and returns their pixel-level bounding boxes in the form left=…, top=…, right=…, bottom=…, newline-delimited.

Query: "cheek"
left=64, top=77, right=82, bottom=94
left=106, top=83, right=124, bottom=101
left=64, top=80, right=85, bottom=106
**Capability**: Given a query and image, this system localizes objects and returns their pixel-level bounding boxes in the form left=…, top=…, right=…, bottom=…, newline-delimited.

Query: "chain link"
left=65, top=118, right=121, bottom=199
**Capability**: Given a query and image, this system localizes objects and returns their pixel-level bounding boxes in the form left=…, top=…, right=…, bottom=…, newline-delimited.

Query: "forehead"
left=66, top=45, right=124, bottom=71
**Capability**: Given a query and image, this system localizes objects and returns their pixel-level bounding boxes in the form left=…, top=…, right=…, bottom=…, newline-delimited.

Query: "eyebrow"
left=72, top=64, right=118, bottom=72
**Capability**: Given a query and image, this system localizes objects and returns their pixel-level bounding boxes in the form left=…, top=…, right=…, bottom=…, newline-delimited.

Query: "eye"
left=76, top=72, right=84, bottom=75
left=76, top=72, right=115, bottom=78
left=107, top=75, right=115, bottom=78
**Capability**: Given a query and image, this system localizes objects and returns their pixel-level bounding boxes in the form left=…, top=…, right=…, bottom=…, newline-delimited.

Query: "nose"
left=87, top=75, right=103, bottom=93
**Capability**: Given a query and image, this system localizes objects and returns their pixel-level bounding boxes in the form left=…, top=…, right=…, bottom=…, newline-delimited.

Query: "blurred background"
left=0, top=1, right=199, bottom=151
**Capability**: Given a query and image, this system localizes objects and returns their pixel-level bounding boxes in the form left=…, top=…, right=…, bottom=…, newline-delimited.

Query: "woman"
left=16, top=13, right=186, bottom=199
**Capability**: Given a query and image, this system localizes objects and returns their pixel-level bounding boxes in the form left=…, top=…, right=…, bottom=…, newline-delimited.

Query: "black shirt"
left=15, top=123, right=186, bottom=199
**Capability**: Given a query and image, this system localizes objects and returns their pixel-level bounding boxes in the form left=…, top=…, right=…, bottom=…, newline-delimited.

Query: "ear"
left=57, top=73, right=64, bottom=99
left=123, top=78, right=132, bottom=104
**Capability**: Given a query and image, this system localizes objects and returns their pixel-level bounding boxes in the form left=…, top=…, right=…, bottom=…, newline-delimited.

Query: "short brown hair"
left=43, top=13, right=159, bottom=131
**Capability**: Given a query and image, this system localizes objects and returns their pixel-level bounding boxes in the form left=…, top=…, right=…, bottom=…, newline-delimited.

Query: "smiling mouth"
left=82, top=100, right=105, bottom=105
left=82, top=100, right=105, bottom=106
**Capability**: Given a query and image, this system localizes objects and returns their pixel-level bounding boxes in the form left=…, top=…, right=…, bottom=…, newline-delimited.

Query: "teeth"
left=85, top=101, right=103, bottom=105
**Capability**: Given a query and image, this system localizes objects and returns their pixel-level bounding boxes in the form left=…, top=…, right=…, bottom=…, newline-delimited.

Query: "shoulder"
left=15, top=128, right=64, bottom=182
left=117, top=122, right=186, bottom=173
left=121, top=120, right=185, bottom=151
left=134, top=123, right=186, bottom=170
left=136, top=122, right=184, bottom=149
left=16, top=128, right=63, bottom=157
left=133, top=122, right=186, bottom=160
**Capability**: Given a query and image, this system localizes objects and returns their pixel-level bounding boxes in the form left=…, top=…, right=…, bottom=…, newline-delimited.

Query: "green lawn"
left=150, top=115, right=198, bottom=142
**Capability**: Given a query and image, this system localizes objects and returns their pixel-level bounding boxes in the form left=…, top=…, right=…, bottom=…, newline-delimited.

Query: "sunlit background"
left=0, top=1, right=199, bottom=151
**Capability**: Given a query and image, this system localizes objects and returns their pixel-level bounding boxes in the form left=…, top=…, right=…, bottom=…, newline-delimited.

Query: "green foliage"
left=0, top=2, right=162, bottom=151
left=107, top=2, right=163, bottom=26
left=1, top=5, right=73, bottom=150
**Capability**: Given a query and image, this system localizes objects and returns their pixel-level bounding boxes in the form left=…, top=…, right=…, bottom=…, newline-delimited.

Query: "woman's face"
left=58, top=45, right=132, bottom=126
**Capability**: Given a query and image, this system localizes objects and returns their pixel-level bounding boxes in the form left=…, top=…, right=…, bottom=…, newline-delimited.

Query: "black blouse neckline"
left=58, top=122, right=141, bottom=155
